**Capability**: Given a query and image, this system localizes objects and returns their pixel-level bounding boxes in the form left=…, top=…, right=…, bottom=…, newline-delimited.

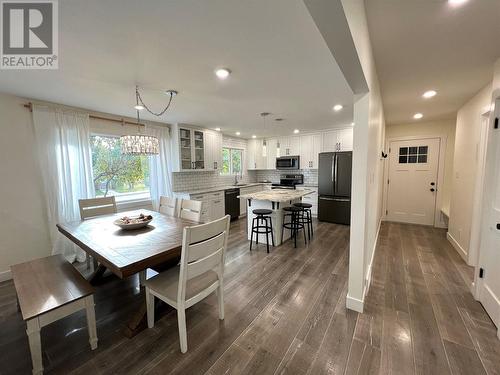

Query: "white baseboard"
left=480, top=284, right=500, bottom=331
left=364, top=219, right=382, bottom=296
left=346, top=294, right=364, bottom=313
left=446, top=232, right=468, bottom=262
left=0, top=269, right=12, bottom=282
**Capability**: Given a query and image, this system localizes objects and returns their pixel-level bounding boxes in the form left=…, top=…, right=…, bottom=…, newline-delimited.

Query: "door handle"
left=430, top=188, right=435, bottom=192
left=496, top=223, right=500, bottom=230
left=430, top=182, right=435, bottom=186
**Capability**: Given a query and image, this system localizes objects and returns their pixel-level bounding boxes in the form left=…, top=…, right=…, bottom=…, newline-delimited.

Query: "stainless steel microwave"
left=276, top=156, right=300, bottom=170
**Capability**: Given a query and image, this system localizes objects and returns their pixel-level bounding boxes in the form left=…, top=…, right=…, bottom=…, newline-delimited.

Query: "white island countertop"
left=238, top=189, right=313, bottom=202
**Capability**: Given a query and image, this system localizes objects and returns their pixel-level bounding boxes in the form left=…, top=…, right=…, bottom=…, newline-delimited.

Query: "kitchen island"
left=238, top=189, right=314, bottom=247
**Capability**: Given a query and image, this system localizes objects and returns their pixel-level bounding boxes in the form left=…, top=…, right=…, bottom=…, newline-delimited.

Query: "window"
left=221, top=147, right=243, bottom=175
left=90, top=135, right=150, bottom=202
left=399, top=145, right=428, bottom=164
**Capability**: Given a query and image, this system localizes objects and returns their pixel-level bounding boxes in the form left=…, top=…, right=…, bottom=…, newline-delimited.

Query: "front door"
left=386, top=138, right=440, bottom=225
left=477, top=102, right=500, bottom=336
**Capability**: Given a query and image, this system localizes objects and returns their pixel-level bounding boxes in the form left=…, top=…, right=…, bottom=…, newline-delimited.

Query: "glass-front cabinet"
left=173, top=124, right=216, bottom=172
left=193, top=130, right=205, bottom=169
left=179, top=128, right=193, bottom=170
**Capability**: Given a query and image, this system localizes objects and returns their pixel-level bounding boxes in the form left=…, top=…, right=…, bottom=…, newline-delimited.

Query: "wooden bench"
left=11, top=255, right=98, bottom=375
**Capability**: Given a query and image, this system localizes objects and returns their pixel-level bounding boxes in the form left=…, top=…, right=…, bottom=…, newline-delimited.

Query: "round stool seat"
left=294, top=202, right=312, bottom=209
left=283, top=206, right=302, bottom=212
left=253, top=209, right=273, bottom=215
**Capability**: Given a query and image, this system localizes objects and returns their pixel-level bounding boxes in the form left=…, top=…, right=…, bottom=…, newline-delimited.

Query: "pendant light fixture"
left=260, top=112, right=270, bottom=157
left=120, top=86, right=178, bottom=155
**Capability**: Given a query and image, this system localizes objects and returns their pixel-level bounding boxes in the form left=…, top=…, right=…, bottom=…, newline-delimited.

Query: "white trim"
left=346, top=294, right=364, bottom=313
left=383, top=134, right=447, bottom=228
left=364, top=219, right=382, bottom=296
left=0, top=269, right=12, bottom=282
left=447, top=232, right=468, bottom=262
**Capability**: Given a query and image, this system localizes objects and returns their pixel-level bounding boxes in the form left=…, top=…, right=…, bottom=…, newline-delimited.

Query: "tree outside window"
left=221, top=147, right=243, bottom=175
left=90, top=135, right=150, bottom=200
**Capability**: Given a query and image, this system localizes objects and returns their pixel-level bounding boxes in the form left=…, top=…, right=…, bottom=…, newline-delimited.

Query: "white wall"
left=448, top=84, right=492, bottom=261
left=0, top=93, right=52, bottom=280
left=385, top=120, right=456, bottom=216
left=341, top=0, right=386, bottom=312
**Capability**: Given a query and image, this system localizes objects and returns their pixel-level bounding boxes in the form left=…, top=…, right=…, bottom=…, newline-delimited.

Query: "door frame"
left=382, top=134, right=447, bottom=227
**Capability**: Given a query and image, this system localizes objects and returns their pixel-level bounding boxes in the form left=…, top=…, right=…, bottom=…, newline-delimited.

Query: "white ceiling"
left=366, top=0, right=500, bottom=125
left=0, top=0, right=354, bottom=138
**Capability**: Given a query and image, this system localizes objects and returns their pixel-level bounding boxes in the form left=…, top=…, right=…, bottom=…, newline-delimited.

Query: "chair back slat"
left=159, top=196, right=178, bottom=217
left=186, top=248, right=223, bottom=280
left=79, top=196, right=117, bottom=220
left=187, top=232, right=225, bottom=263
left=179, top=199, right=202, bottom=223
left=178, top=215, right=230, bottom=300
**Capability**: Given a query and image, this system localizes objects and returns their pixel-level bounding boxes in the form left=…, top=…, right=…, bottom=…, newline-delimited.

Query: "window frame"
left=221, top=147, right=244, bottom=175
left=90, top=133, right=152, bottom=205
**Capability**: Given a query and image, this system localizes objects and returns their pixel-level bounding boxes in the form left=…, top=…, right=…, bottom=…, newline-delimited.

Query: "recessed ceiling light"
left=351, top=122, right=355, bottom=126
left=293, top=129, right=300, bottom=134
left=134, top=105, right=144, bottom=110
left=215, top=127, right=221, bottom=132
left=422, top=90, right=437, bottom=99
left=252, top=135, right=256, bottom=138
left=448, top=0, right=468, bottom=6
left=413, top=113, right=423, bottom=119
left=215, top=68, right=231, bottom=80
left=235, top=131, right=241, bottom=136
left=333, top=104, right=343, bottom=112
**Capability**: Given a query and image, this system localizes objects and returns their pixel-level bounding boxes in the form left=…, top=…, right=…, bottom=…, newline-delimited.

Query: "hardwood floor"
left=0, top=220, right=499, bottom=374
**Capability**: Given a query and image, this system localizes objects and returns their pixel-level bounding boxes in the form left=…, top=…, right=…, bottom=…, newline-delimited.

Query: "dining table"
left=56, top=209, right=195, bottom=337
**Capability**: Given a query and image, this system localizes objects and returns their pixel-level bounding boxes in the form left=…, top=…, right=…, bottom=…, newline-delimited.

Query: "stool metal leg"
left=308, top=210, right=313, bottom=238
left=250, top=217, right=255, bottom=250
left=293, top=211, right=297, bottom=248
left=268, top=216, right=275, bottom=247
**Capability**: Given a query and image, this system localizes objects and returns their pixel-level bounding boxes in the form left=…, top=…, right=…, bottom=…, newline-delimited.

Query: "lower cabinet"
left=176, top=191, right=225, bottom=223
left=296, top=186, right=318, bottom=216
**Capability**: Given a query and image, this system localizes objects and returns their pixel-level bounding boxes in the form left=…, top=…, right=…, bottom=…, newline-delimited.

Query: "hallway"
left=359, top=222, right=500, bottom=375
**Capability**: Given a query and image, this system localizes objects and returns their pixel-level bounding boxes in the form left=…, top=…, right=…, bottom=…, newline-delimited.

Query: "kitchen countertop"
left=173, top=182, right=271, bottom=196
left=238, top=189, right=313, bottom=203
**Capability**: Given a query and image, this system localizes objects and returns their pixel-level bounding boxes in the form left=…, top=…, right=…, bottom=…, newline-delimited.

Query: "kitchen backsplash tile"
left=255, top=169, right=318, bottom=186
left=172, top=170, right=258, bottom=192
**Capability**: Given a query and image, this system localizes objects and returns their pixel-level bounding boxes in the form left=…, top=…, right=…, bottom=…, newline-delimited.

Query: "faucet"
left=234, top=174, right=239, bottom=185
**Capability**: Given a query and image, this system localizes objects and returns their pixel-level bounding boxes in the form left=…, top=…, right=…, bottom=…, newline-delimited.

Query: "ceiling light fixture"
left=121, top=86, right=178, bottom=155
left=333, top=104, right=343, bottom=112
left=275, top=118, right=284, bottom=122
left=293, top=129, right=300, bottom=134
left=422, top=90, right=437, bottom=99
left=215, top=68, right=231, bottom=80
left=351, top=122, right=355, bottom=126
left=252, top=135, right=256, bottom=138
left=448, top=0, right=468, bottom=6
left=413, top=113, right=423, bottom=120
left=215, top=127, right=221, bottom=132
left=235, top=131, right=241, bottom=136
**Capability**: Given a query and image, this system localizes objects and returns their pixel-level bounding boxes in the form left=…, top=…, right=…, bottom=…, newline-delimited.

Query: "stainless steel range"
left=271, top=174, right=304, bottom=190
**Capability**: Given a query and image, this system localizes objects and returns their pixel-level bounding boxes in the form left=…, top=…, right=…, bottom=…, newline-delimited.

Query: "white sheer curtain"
left=147, top=124, right=173, bottom=210
left=32, top=104, right=95, bottom=262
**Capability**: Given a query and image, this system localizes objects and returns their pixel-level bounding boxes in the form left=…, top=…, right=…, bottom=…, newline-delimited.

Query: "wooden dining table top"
left=57, top=209, right=195, bottom=279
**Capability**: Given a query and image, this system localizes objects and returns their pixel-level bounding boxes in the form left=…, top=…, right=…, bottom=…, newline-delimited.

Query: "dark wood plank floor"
left=1, top=220, right=499, bottom=374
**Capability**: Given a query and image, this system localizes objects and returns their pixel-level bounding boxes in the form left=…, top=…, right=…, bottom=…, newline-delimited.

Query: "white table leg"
left=26, top=318, right=43, bottom=375
left=85, top=296, right=98, bottom=350
left=139, top=270, right=147, bottom=286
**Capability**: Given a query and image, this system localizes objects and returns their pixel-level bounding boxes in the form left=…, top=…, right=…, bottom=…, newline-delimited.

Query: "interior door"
left=386, top=138, right=440, bottom=225
left=477, top=104, right=500, bottom=334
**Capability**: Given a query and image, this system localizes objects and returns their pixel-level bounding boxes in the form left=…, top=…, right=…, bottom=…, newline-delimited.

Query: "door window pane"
left=399, top=156, right=408, bottom=164
left=409, top=146, right=418, bottom=155
left=399, top=147, right=408, bottom=155
left=418, top=146, right=428, bottom=154
left=408, top=155, right=417, bottom=163
left=418, top=155, right=428, bottom=163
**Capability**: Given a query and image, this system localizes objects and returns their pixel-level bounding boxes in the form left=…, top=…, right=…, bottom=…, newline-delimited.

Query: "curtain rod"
left=23, top=103, right=145, bottom=127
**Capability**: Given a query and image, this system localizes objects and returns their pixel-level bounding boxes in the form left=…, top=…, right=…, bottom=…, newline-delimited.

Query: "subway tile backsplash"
left=255, top=169, right=318, bottom=186
left=172, top=171, right=258, bottom=192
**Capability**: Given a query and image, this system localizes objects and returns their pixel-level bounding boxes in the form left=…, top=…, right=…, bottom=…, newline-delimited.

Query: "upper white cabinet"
left=171, top=124, right=222, bottom=172
left=266, top=138, right=279, bottom=169
left=300, top=133, right=323, bottom=169
left=247, top=139, right=267, bottom=170
left=322, top=128, right=353, bottom=152
left=278, top=136, right=300, bottom=156
left=204, top=131, right=223, bottom=171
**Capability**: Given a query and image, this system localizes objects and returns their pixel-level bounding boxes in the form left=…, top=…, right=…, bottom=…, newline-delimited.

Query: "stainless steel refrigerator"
left=318, top=152, right=352, bottom=225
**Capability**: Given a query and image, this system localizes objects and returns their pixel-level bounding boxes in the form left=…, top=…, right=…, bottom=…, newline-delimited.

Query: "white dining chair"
left=159, top=196, right=179, bottom=217
left=144, top=214, right=231, bottom=353
left=179, top=199, right=202, bottom=223
left=78, top=196, right=117, bottom=269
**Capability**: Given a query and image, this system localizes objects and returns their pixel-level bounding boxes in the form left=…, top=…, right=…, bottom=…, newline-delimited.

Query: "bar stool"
left=281, top=206, right=307, bottom=248
left=294, top=202, right=313, bottom=240
left=250, top=209, right=275, bottom=253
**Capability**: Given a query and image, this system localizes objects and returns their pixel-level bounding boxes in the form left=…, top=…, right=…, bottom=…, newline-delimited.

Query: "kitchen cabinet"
left=180, top=190, right=225, bottom=223
left=247, top=139, right=267, bottom=170
left=239, top=185, right=265, bottom=216
left=296, top=186, right=318, bottom=216
left=278, top=136, right=300, bottom=156
left=266, top=138, right=279, bottom=169
left=204, top=131, right=223, bottom=171
left=322, top=128, right=353, bottom=152
left=300, top=133, right=322, bottom=169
